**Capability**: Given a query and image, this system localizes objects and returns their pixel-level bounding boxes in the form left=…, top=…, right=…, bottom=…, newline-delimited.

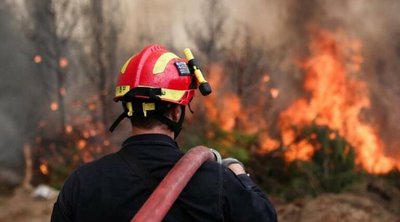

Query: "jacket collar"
left=122, top=133, right=178, bottom=149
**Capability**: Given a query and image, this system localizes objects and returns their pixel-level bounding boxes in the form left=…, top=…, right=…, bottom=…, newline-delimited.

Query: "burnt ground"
left=276, top=193, right=400, bottom=222
left=0, top=185, right=399, bottom=222
left=0, top=187, right=55, bottom=222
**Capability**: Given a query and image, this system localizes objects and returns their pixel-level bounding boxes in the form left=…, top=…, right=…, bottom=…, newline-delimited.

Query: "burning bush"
left=251, top=124, right=361, bottom=201
left=32, top=122, right=116, bottom=188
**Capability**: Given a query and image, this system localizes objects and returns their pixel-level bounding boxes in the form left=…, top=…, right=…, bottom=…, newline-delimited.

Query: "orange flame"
left=203, top=64, right=265, bottom=133
left=270, top=88, right=279, bottom=99
left=59, top=88, right=67, bottom=96
left=77, top=139, right=86, bottom=150
left=33, top=55, right=42, bottom=64
left=59, top=57, right=69, bottom=68
left=65, top=125, right=73, bottom=134
left=219, top=93, right=241, bottom=131
left=262, top=75, right=270, bottom=83
left=50, top=102, right=59, bottom=111
left=39, top=162, right=49, bottom=175
left=279, top=28, right=398, bottom=174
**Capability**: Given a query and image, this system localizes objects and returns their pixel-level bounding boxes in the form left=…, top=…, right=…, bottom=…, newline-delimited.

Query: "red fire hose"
left=131, top=146, right=220, bottom=222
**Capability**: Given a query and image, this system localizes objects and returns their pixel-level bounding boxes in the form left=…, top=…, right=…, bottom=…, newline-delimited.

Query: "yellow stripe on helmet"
left=160, top=88, right=186, bottom=102
left=152, top=52, right=179, bottom=74
left=116, top=85, right=187, bottom=103
left=120, top=56, right=134, bottom=74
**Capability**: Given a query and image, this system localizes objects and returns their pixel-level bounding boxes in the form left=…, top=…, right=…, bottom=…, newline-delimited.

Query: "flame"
left=203, top=64, right=241, bottom=131
left=65, top=125, right=73, bottom=134
left=279, top=27, right=398, bottom=174
left=285, top=140, right=315, bottom=162
left=270, top=88, right=279, bottom=99
left=204, top=64, right=240, bottom=131
left=259, top=132, right=280, bottom=153
left=82, top=151, right=93, bottom=163
left=83, top=131, right=90, bottom=139
left=59, top=88, right=67, bottom=96
left=77, top=139, right=86, bottom=150
left=32, top=96, right=119, bottom=180
left=59, top=57, right=69, bottom=68
left=33, top=55, right=42, bottom=64
left=88, top=103, right=96, bottom=111
left=103, top=140, right=110, bottom=146
left=50, top=102, right=59, bottom=111
left=262, top=75, right=270, bottom=83
left=203, top=64, right=265, bottom=133
left=39, top=162, right=49, bottom=175
left=219, top=93, right=241, bottom=131
left=204, top=64, right=223, bottom=125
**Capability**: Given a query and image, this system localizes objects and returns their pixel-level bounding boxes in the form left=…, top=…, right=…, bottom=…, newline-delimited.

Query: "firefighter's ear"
left=170, top=105, right=182, bottom=122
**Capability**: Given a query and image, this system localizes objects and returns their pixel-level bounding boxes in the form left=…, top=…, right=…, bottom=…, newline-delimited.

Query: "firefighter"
left=51, top=45, right=277, bottom=221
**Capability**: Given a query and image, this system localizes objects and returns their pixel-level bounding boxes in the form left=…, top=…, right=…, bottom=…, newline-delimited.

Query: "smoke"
left=117, top=0, right=400, bottom=157
left=0, top=2, right=42, bottom=182
left=278, top=0, right=400, bottom=156
left=333, top=0, right=400, bottom=157
left=213, top=0, right=400, bottom=157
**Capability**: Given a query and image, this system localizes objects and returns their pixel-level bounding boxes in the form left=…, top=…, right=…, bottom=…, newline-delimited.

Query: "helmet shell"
left=114, top=44, right=196, bottom=105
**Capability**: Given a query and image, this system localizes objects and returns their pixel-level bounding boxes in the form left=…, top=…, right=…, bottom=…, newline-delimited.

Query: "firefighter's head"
left=110, top=44, right=208, bottom=138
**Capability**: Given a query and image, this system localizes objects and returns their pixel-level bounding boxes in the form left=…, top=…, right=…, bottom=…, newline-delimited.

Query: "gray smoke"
left=220, top=0, right=400, bottom=156
left=118, top=0, right=400, bottom=156
left=280, top=0, right=400, bottom=156
left=0, top=1, right=42, bottom=185
left=336, top=0, right=400, bottom=157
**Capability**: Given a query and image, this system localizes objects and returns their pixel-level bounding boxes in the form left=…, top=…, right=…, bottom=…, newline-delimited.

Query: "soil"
left=0, top=186, right=399, bottom=221
left=0, top=187, right=55, bottom=222
left=277, top=193, right=400, bottom=222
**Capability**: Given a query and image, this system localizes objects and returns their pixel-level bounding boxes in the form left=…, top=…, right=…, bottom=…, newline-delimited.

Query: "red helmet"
left=110, top=44, right=211, bottom=133
left=114, top=44, right=196, bottom=105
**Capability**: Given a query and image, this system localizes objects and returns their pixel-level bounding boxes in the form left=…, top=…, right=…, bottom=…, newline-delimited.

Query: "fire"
left=50, top=102, right=59, bottom=111
left=262, top=75, right=270, bottom=83
left=77, top=139, right=86, bottom=150
left=203, top=64, right=265, bottom=133
left=88, top=103, right=96, bottom=111
left=31, top=93, right=118, bottom=184
left=33, top=55, right=42, bottom=64
left=270, top=88, right=279, bottom=99
left=59, top=57, right=69, bottom=68
left=285, top=140, right=315, bottom=162
left=39, top=162, right=49, bottom=175
left=83, top=131, right=90, bottom=139
left=259, top=133, right=280, bottom=153
left=65, top=125, right=73, bottom=134
left=59, top=88, right=67, bottom=96
left=203, top=64, right=223, bottom=124
left=278, top=27, right=399, bottom=174
left=219, top=93, right=241, bottom=131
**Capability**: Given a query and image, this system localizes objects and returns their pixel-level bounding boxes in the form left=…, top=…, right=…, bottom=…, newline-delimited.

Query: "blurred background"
left=0, top=0, right=399, bottom=221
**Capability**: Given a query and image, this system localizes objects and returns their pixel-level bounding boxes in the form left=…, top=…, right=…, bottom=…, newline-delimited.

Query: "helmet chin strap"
left=154, top=106, right=186, bottom=139
left=109, top=112, right=128, bottom=132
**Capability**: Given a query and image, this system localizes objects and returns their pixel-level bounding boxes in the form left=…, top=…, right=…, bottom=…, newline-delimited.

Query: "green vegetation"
left=186, top=122, right=364, bottom=201
left=251, top=124, right=363, bottom=201
left=182, top=123, right=256, bottom=164
left=41, top=121, right=400, bottom=202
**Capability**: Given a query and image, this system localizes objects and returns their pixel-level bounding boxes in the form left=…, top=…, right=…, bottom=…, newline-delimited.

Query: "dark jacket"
left=51, top=134, right=277, bottom=221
